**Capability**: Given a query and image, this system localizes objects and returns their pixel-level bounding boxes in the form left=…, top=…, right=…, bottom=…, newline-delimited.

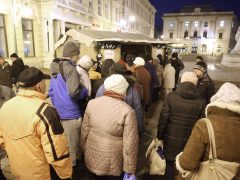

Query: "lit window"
left=220, top=20, right=224, bottom=27
left=204, top=21, right=208, bottom=27
left=22, top=19, right=35, bottom=57
left=194, top=21, right=199, bottom=27
left=0, top=14, right=8, bottom=57
left=185, top=22, right=189, bottom=27
left=169, top=22, right=174, bottom=28
left=98, top=0, right=102, bottom=16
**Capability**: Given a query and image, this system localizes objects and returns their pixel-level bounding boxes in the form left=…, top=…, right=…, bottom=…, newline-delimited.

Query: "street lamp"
left=160, top=35, right=164, bottom=39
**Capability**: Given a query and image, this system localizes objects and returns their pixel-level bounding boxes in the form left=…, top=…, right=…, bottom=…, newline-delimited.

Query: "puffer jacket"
left=157, top=82, right=205, bottom=161
left=81, top=96, right=139, bottom=176
left=96, top=83, right=144, bottom=134
left=0, top=61, right=12, bottom=88
left=0, top=90, right=72, bottom=180
left=49, top=59, right=88, bottom=120
left=176, top=102, right=240, bottom=179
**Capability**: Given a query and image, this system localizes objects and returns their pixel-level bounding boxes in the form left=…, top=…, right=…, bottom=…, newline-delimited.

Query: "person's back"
left=0, top=57, right=12, bottom=88
left=163, top=63, right=175, bottom=91
left=10, top=53, right=25, bottom=84
left=177, top=83, right=240, bottom=179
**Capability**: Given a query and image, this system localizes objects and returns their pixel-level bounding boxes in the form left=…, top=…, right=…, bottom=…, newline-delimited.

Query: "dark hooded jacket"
left=11, top=58, right=25, bottom=84
left=0, top=61, right=12, bottom=88
left=157, top=82, right=204, bottom=161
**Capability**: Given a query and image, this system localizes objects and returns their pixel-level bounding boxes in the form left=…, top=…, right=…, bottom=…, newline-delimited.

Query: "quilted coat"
left=81, top=95, right=139, bottom=176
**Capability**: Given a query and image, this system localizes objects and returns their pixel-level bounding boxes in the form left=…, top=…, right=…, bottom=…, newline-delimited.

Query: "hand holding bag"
left=186, top=118, right=240, bottom=180
left=145, top=138, right=166, bottom=175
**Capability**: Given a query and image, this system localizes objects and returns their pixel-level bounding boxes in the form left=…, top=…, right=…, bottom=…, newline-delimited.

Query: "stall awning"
left=55, top=29, right=170, bottom=49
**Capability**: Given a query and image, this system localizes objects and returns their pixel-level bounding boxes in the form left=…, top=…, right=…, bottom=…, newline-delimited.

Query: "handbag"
left=123, top=173, right=137, bottom=180
left=186, top=118, right=240, bottom=180
left=145, top=138, right=166, bottom=175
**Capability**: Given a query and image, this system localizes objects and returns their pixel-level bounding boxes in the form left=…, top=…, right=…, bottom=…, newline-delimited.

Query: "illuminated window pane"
left=22, top=19, right=35, bottom=57
left=0, top=14, right=8, bottom=57
left=194, top=21, right=199, bottom=27
left=220, top=20, right=224, bottom=27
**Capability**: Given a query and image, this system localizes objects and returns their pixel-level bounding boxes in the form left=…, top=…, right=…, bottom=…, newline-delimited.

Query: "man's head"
left=18, top=67, right=51, bottom=94
left=0, top=56, right=5, bottom=65
left=181, top=72, right=198, bottom=85
left=193, top=61, right=207, bottom=78
left=172, top=52, right=178, bottom=59
left=10, top=53, right=18, bottom=62
left=196, top=56, right=204, bottom=63
left=62, top=41, right=80, bottom=63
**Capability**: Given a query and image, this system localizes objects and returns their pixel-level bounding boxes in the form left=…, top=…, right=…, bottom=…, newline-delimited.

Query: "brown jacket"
left=0, top=90, right=72, bottom=180
left=134, top=66, right=151, bottom=106
left=176, top=102, right=240, bottom=179
left=81, top=96, right=139, bottom=176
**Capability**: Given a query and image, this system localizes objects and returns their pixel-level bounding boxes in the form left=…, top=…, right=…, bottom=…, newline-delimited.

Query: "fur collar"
left=205, top=101, right=240, bottom=117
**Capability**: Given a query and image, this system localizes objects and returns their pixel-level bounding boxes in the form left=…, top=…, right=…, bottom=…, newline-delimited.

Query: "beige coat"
left=163, top=64, right=175, bottom=89
left=176, top=102, right=240, bottom=179
left=81, top=96, right=139, bottom=176
left=0, top=90, right=72, bottom=180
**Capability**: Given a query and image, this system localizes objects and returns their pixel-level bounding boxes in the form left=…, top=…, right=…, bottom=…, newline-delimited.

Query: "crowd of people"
left=0, top=41, right=239, bottom=180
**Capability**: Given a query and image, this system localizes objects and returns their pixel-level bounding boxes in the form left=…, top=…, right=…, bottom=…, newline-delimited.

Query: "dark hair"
left=172, top=52, right=178, bottom=58
left=196, top=56, right=203, bottom=61
left=145, top=54, right=152, bottom=62
left=10, top=53, right=18, bottom=58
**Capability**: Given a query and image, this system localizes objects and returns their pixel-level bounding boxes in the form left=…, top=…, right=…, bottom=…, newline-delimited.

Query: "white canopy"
left=55, top=29, right=170, bottom=49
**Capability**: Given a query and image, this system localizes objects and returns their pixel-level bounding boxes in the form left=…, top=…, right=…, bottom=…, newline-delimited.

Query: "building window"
left=0, top=14, right=8, bottom=57
left=105, top=3, right=109, bottom=19
left=192, top=44, right=197, bottom=53
left=203, top=31, right=207, bottom=38
left=169, top=22, right=174, bottom=28
left=185, top=21, right=189, bottom=27
left=204, top=21, right=208, bottom=27
left=193, top=30, right=198, bottom=37
left=217, top=45, right=222, bottom=52
left=184, top=31, right=188, bottom=38
left=202, top=44, right=207, bottom=52
left=98, top=0, right=102, bottom=16
left=220, top=20, right=224, bottom=27
left=194, top=21, right=199, bottom=27
left=219, top=32, right=223, bottom=39
left=89, top=0, right=93, bottom=10
left=22, top=19, right=35, bottom=57
left=169, top=32, right=173, bottom=38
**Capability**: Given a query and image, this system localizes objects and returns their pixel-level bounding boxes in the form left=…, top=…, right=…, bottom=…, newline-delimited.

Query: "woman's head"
left=210, top=82, right=240, bottom=105
left=104, top=74, right=129, bottom=96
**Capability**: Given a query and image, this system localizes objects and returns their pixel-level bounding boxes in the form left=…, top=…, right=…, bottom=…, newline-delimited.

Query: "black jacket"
left=0, top=62, right=12, bottom=88
left=197, top=74, right=215, bottom=105
left=11, top=58, right=25, bottom=84
left=157, top=82, right=204, bottom=161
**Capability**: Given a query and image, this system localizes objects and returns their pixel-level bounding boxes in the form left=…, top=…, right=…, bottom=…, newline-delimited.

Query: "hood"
left=50, top=59, right=60, bottom=78
left=13, top=58, right=23, bottom=64
left=101, top=59, right=114, bottom=77
left=145, top=62, right=155, bottom=70
left=206, top=102, right=240, bottom=117
left=175, top=82, right=199, bottom=99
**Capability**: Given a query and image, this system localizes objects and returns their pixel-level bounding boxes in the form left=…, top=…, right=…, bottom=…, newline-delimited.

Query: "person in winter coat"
left=0, top=85, right=15, bottom=180
left=49, top=41, right=88, bottom=178
left=81, top=74, right=139, bottom=180
left=91, top=59, right=114, bottom=98
left=76, top=55, right=93, bottom=96
left=10, top=53, right=25, bottom=84
left=0, top=67, right=72, bottom=180
left=193, top=61, right=215, bottom=105
left=96, top=63, right=144, bottom=135
left=157, top=72, right=205, bottom=180
left=163, top=60, right=175, bottom=97
left=176, top=82, right=240, bottom=180
left=133, top=57, right=151, bottom=107
left=89, top=60, right=101, bottom=80
left=0, top=56, right=12, bottom=88
left=170, top=52, right=185, bottom=87
left=145, top=55, right=160, bottom=102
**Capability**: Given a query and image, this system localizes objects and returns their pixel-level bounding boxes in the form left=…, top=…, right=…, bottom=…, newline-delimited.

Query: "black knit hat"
left=109, top=63, right=132, bottom=76
left=18, top=67, right=51, bottom=88
left=10, top=53, right=18, bottom=58
left=194, top=61, right=207, bottom=74
left=125, top=54, right=136, bottom=66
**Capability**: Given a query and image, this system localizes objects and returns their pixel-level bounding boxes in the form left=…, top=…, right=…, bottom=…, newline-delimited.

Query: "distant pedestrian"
left=81, top=74, right=138, bottom=180
left=170, top=52, right=184, bottom=87
left=0, top=56, right=12, bottom=88
left=49, top=41, right=88, bottom=179
left=10, top=53, right=25, bottom=84
left=163, top=60, right=175, bottom=96
left=157, top=72, right=205, bottom=180
left=193, top=61, right=215, bottom=105
left=0, top=67, right=72, bottom=180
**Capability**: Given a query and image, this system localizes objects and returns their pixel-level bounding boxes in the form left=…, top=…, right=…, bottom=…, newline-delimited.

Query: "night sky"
left=149, top=0, right=240, bottom=33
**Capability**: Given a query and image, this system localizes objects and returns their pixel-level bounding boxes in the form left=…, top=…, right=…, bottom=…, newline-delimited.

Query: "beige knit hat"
left=104, top=74, right=129, bottom=95
left=181, top=72, right=198, bottom=85
left=77, top=55, right=93, bottom=70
